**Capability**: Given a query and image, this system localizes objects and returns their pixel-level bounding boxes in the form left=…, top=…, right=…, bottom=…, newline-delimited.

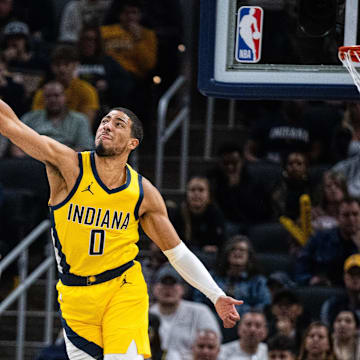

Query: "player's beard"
left=95, top=141, right=116, bottom=157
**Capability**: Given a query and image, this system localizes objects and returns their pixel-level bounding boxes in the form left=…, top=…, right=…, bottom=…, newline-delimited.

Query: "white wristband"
left=163, top=242, right=225, bottom=304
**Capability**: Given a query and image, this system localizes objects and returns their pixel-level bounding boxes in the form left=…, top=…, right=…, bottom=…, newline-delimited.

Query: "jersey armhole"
left=50, top=153, right=84, bottom=210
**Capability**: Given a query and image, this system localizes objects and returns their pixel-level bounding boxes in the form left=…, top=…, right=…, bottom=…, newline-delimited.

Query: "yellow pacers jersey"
left=50, top=151, right=143, bottom=276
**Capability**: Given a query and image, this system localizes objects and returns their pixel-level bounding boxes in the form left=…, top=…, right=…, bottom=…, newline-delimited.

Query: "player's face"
left=193, top=332, right=220, bottom=360
left=269, top=350, right=295, bottom=360
left=95, top=110, right=137, bottom=157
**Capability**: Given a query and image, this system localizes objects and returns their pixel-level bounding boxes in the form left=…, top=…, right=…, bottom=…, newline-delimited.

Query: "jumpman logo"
left=120, top=275, right=132, bottom=287
left=81, top=182, right=94, bottom=195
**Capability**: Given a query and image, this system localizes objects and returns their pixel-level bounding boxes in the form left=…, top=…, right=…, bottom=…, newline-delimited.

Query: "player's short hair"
left=110, top=107, right=144, bottom=143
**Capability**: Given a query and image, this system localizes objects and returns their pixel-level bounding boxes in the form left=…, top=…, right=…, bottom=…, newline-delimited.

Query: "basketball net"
left=339, top=46, right=360, bottom=94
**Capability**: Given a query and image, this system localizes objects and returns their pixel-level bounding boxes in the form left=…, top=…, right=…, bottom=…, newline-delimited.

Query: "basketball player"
left=0, top=101, right=243, bottom=360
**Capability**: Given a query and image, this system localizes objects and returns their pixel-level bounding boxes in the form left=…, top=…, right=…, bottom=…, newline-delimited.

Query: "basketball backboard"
left=198, top=0, right=360, bottom=100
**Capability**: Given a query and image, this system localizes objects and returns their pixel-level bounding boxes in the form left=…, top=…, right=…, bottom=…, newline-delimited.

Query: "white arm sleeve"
left=163, top=242, right=226, bottom=304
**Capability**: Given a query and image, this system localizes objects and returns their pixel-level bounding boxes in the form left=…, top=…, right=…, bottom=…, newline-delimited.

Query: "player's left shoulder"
left=139, top=176, right=166, bottom=214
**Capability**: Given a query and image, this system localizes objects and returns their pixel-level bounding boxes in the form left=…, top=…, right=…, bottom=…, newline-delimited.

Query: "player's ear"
left=128, top=138, right=139, bottom=150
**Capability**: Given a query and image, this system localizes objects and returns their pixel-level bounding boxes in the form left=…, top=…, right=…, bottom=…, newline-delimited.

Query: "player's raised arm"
left=0, top=99, right=77, bottom=167
left=139, top=177, right=243, bottom=328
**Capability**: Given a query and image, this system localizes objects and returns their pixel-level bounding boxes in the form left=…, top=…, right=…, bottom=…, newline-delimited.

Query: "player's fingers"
left=229, top=311, right=240, bottom=321
left=223, top=318, right=237, bottom=328
left=225, top=297, right=243, bottom=305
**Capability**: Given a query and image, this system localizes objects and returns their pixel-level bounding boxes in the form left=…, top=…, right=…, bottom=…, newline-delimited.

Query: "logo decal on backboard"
left=235, top=6, right=263, bottom=63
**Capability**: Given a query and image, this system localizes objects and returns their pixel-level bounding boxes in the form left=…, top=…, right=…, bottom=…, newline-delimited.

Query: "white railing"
left=155, top=75, right=190, bottom=193
left=0, top=219, right=55, bottom=360
left=204, top=97, right=237, bottom=160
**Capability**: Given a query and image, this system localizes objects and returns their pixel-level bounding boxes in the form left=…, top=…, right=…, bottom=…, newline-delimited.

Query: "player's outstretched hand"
left=215, top=295, right=243, bottom=328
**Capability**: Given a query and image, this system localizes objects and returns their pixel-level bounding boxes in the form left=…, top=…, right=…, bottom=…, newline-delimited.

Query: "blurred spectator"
left=100, top=0, right=157, bottom=79
left=244, top=101, right=319, bottom=165
left=267, top=334, right=297, bottom=360
left=332, top=101, right=360, bottom=162
left=150, top=264, right=221, bottom=360
left=77, top=24, right=136, bottom=115
left=1, top=20, right=49, bottom=72
left=0, top=0, right=16, bottom=33
left=58, top=0, right=112, bottom=43
left=168, top=175, right=226, bottom=256
left=266, top=272, right=296, bottom=300
left=192, top=329, right=221, bottom=360
left=271, top=151, right=316, bottom=221
left=21, top=80, right=93, bottom=151
left=100, top=0, right=157, bottom=129
left=266, top=289, right=308, bottom=352
left=32, top=44, right=100, bottom=128
left=193, top=235, right=271, bottom=317
left=321, top=254, right=360, bottom=326
left=0, top=54, right=27, bottom=116
left=0, top=20, right=49, bottom=104
left=10, top=0, right=56, bottom=42
left=141, top=241, right=168, bottom=304
left=312, top=170, right=348, bottom=231
left=332, top=153, right=360, bottom=199
left=219, top=310, right=268, bottom=360
left=297, top=322, right=335, bottom=360
left=294, top=197, right=360, bottom=286
left=169, top=328, right=222, bottom=360
left=331, top=310, right=360, bottom=360
left=302, top=100, right=344, bottom=166
left=104, top=0, right=184, bottom=92
left=148, top=313, right=168, bottom=360
left=207, top=143, right=272, bottom=236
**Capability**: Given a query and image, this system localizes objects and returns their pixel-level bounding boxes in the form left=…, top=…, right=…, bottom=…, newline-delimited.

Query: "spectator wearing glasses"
left=193, top=235, right=271, bottom=318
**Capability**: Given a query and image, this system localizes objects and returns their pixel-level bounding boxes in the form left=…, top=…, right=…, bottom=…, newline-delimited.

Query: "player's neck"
left=94, top=154, right=129, bottom=189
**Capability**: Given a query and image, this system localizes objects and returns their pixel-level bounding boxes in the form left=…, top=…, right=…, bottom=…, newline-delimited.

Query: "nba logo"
left=235, top=6, right=263, bottom=63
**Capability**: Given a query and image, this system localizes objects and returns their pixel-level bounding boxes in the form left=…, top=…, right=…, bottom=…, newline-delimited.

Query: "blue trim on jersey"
left=50, top=153, right=84, bottom=211
left=90, top=151, right=131, bottom=194
left=49, top=209, right=70, bottom=274
left=61, top=312, right=104, bottom=359
left=134, top=174, right=143, bottom=220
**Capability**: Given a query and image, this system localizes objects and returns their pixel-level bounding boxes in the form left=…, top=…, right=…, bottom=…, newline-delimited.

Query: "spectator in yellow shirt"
left=100, top=0, right=157, bottom=79
left=32, top=44, right=100, bottom=129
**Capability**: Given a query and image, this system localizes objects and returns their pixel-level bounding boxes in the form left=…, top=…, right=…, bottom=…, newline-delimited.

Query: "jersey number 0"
left=89, top=229, right=105, bottom=255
